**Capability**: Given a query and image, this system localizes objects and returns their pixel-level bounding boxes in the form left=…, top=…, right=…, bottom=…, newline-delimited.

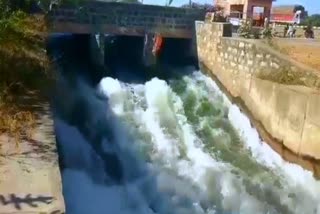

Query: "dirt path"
left=273, top=38, right=320, bottom=71
left=0, top=102, right=65, bottom=214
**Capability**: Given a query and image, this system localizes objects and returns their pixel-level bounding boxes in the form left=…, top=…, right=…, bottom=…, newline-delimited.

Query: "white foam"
left=198, top=71, right=320, bottom=208
left=120, top=77, right=268, bottom=213
left=58, top=69, right=320, bottom=214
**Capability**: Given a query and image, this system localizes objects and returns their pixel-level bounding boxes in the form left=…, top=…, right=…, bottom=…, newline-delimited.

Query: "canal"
left=49, top=34, right=320, bottom=214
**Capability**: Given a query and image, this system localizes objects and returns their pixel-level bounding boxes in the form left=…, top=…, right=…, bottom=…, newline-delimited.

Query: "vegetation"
left=238, top=20, right=252, bottom=38
left=302, top=14, right=320, bottom=27
left=0, top=0, right=50, bottom=146
left=0, top=0, right=142, bottom=146
left=118, top=0, right=141, bottom=3
left=257, top=63, right=320, bottom=89
left=260, top=26, right=273, bottom=40
left=181, top=2, right=215, bottom=11
left=259, top=39, right=320, bottom=88
left=238, top=19, right=273, bottom=40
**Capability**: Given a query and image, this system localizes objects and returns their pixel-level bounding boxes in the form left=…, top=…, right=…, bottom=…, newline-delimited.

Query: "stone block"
left=247, top=43, right=253, bottom=48
left=240, top=66, right=247, bottom=73
left=246, top=53, right=253, bottom=59
left=266, top=54, right=271, bottom=59
left=271, top=62, right=280, bottom=69
left=256, top=54, right=263, bottom=59
left=260, top=61, right=267, bottom=67
left=232, top=48, right=238, bottom=54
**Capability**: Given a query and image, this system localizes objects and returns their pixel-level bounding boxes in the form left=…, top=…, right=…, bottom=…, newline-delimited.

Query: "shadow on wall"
left=102, top=34, right=199, bottom=85
left=157, top=37, right=198, bottom=67
left=104, top=35, right=145, bottom=69
left=104, top=35, right=199, bottom=70
left=0, top=194, right=54, bottom=211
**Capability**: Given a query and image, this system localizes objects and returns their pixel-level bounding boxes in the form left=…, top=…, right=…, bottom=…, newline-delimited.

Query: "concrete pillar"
left=190, top=23, right=199, bottom=67
left=142, top=33, right=157, bottom=67
left=89, top=33, right=105, bottom=68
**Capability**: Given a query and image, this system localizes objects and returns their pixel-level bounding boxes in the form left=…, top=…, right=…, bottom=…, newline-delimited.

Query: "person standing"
left=286, top=24, right=294, bottom=38
left=292, top=22, right=297, bottom=37
left=264, top=17, right=269, bottom=29
left=284, top=24, right=289, bottom=38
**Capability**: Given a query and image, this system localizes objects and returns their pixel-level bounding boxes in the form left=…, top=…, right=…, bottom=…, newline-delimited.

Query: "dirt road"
left=273, top=38, right=320, bottom=71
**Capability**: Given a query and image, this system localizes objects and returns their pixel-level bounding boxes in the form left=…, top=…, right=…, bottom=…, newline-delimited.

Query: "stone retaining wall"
left=196, top=21, right=320, bottom=159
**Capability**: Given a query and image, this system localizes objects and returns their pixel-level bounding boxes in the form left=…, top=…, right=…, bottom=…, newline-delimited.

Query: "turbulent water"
left=55, top=68, right=320, bottom=214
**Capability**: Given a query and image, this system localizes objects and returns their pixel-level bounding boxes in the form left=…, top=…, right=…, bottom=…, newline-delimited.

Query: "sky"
left=142, top=0, right=319, bottom=14
left=273, top=0, right=319, bottom=15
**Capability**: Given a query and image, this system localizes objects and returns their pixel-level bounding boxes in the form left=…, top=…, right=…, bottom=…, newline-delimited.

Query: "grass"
left=0, top=12, right=51, bottom=147
left=279, top=43, right=320, bottom=72
left=260, top=38, right=289, bottom=55
left=264, top=38, right=320, bottom=71
left=0, top=102, right=36, bottom=148
left=258, top=38, right=320, bottom=89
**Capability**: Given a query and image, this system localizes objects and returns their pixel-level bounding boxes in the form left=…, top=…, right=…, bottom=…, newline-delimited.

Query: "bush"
left=238, top=19, right=273, bottom=40
left=0, top=99, right=36, bottom=147
left=0, top=12, right=49, bottom=89
left=238, top=20, right=252, bottom=38
left=302, top=14, right=320, bottom=27
left=0, top=8, right=49, bottom=145
left=261, top=27, right=273, bottom=40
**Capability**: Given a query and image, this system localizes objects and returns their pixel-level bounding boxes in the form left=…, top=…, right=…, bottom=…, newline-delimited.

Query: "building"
left=270, top=5, right=307, bottom=24
left=216, top=0, right=275, bottom=26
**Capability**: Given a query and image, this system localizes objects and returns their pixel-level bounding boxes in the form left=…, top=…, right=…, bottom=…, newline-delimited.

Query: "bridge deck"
left=48, top=2, right=206, bottom=38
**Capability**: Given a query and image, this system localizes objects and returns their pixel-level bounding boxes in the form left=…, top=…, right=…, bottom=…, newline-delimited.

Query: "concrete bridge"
left=48, top=1, right=206, bottom=38
left=47, top=1, right=206, bottom=67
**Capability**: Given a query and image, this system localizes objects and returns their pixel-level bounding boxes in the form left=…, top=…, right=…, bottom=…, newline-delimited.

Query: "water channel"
left=50, top=34, right=320, bottom=214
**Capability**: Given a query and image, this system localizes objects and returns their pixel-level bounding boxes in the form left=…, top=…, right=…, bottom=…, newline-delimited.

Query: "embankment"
left=0, top=14, right=65, bottom=213
left=196, top=21, right=320, bottom=168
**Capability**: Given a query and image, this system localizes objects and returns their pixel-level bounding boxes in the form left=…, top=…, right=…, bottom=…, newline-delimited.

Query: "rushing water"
left=54, top=66, right=320, bottom=214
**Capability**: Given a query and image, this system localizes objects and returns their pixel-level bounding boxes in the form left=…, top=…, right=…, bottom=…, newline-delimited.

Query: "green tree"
left=117, top=0, right=141, bottom=3
left=0, top=0, right=52, bottom=14
left=302, top=14, right=320, bottom=27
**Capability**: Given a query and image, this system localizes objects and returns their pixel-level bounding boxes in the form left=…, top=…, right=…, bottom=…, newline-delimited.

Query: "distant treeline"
left=180, top=2, right=221, bottom=12
left=302, top=14, right=320, bottom=27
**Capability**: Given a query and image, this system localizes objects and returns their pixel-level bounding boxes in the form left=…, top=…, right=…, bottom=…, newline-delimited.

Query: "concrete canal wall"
left=196, top=21, right=320, bottom=160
